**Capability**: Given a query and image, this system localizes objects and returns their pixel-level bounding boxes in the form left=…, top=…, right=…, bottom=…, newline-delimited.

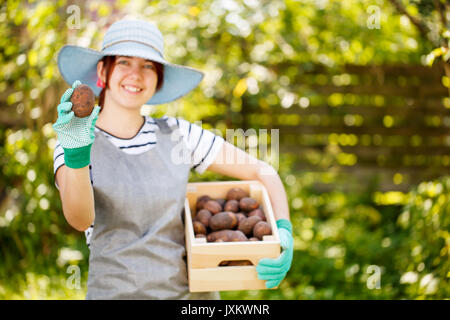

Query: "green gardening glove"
left=256, top=219, right=294, bottom=288
left=52, top=80, right=100, bottom=169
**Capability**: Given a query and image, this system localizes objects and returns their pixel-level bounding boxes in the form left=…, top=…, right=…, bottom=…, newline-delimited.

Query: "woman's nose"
left=128, top=64, right=143, bottom=79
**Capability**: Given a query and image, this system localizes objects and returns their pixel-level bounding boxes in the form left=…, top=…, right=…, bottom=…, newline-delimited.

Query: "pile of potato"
left=192, top=187, right=272, bottom=242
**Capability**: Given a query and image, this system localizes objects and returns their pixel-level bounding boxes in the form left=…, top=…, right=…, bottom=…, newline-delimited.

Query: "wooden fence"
left=211, top=63, right=450, bottom=192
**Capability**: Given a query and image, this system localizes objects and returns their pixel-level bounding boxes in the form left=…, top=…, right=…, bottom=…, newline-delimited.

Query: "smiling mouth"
left=122, top=85, right=143, bottom=93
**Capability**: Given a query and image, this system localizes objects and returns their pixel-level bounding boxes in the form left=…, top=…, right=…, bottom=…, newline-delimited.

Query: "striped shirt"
left=53, top=115, right=224, bottom=246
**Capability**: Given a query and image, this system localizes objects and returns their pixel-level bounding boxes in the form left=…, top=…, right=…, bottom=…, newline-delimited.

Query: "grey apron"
left=86, top=118, right=219, bottom=300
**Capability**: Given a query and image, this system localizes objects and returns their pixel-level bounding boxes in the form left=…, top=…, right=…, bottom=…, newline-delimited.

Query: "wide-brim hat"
left=57, top=19, right=204, bottom=105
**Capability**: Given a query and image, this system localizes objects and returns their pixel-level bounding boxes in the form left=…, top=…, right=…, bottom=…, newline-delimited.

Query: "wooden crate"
left=184, top=180, right=281, bottom=292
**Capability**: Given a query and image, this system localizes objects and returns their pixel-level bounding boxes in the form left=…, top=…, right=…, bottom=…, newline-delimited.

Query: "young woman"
left=52, top=19, right=293, bottom=299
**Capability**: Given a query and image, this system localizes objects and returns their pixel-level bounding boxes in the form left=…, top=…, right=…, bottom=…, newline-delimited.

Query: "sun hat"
left=57, top=19, right=204, bottom=105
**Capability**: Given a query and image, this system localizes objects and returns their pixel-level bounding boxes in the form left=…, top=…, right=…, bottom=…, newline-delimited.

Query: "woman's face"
left=98, top=55, right=158, bottom=110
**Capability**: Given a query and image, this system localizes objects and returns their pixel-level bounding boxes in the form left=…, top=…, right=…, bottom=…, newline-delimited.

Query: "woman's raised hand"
left=52, top=80, right=100, bottom=169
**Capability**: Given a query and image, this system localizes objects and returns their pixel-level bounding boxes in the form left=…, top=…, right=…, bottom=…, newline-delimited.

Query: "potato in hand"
left=70, top=84, right=95, bottom=118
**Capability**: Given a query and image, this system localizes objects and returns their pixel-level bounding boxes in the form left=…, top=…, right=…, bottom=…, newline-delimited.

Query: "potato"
left=195, top=209, right=212, bottom=227
left=207, top=230, right=234, bottom=242
left=193, top=221, right=207, bottom=235
left=239, top=197, right=259, bottom=212
left=230, top=230, right=248, bottom=242
left=226, top=187, right=249, bottom=201
left=238, top=215, right=262, bottom=236
left=196, top=195, right=211, bottom=211
left=224, top=199, right=239, bottom=213
left=226, top=260, right=253, bottom=266
left=203, top=200, right=222, bottom=215
left=209, top=211, right=238, bottom=231
left=235, top=212, right=247, bottom=225
left=216, top=198, right=226, bottom=210
left=219, top=260, right=252, bottom=266
left=249, top=237, right=260, bottom=241
left=248, top=208, right=266, bottom=221
left=207, top=230, right=247, bottom=242
left=70, top=84, right=95, bottom=118
left=253, top=221, right=272, bottom=240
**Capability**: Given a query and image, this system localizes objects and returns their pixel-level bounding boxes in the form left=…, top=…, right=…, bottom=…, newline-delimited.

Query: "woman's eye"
left=144, top=64, right=154, bottom=69
left=118, top=60, right=128, bottom=65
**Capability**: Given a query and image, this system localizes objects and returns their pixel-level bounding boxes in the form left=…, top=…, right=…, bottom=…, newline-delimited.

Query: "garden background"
left=0, top=0, right=449, bottom=299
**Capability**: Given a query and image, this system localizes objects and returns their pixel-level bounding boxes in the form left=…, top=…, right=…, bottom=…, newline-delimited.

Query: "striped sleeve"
left=167, top=117, right=224, bottom=174
left=53, top=143, right=65, bottom=190
left=53, top=143, right=94, bottom=190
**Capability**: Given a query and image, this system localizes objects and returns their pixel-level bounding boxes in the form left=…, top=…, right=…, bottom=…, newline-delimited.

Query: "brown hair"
left=98, top=56, right=165, bottom=109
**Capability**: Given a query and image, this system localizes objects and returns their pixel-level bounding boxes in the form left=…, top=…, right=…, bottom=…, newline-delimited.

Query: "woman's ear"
left=97, top=60, right=105, bottom=82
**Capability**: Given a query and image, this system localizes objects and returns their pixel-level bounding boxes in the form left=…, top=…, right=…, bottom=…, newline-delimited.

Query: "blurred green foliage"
left=0, top=0, right=448, bottom=299
left=196, top=156, right=449, bottom=300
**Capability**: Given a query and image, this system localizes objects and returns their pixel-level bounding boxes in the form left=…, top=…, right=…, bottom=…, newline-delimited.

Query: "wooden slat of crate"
left=187, top=235, right=280, bottom=268
left=188, top=266, right=268, bottom=292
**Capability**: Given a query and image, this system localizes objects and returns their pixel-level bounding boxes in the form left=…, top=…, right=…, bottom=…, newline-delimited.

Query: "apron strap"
left=154, top=117, right=178, bottom=134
